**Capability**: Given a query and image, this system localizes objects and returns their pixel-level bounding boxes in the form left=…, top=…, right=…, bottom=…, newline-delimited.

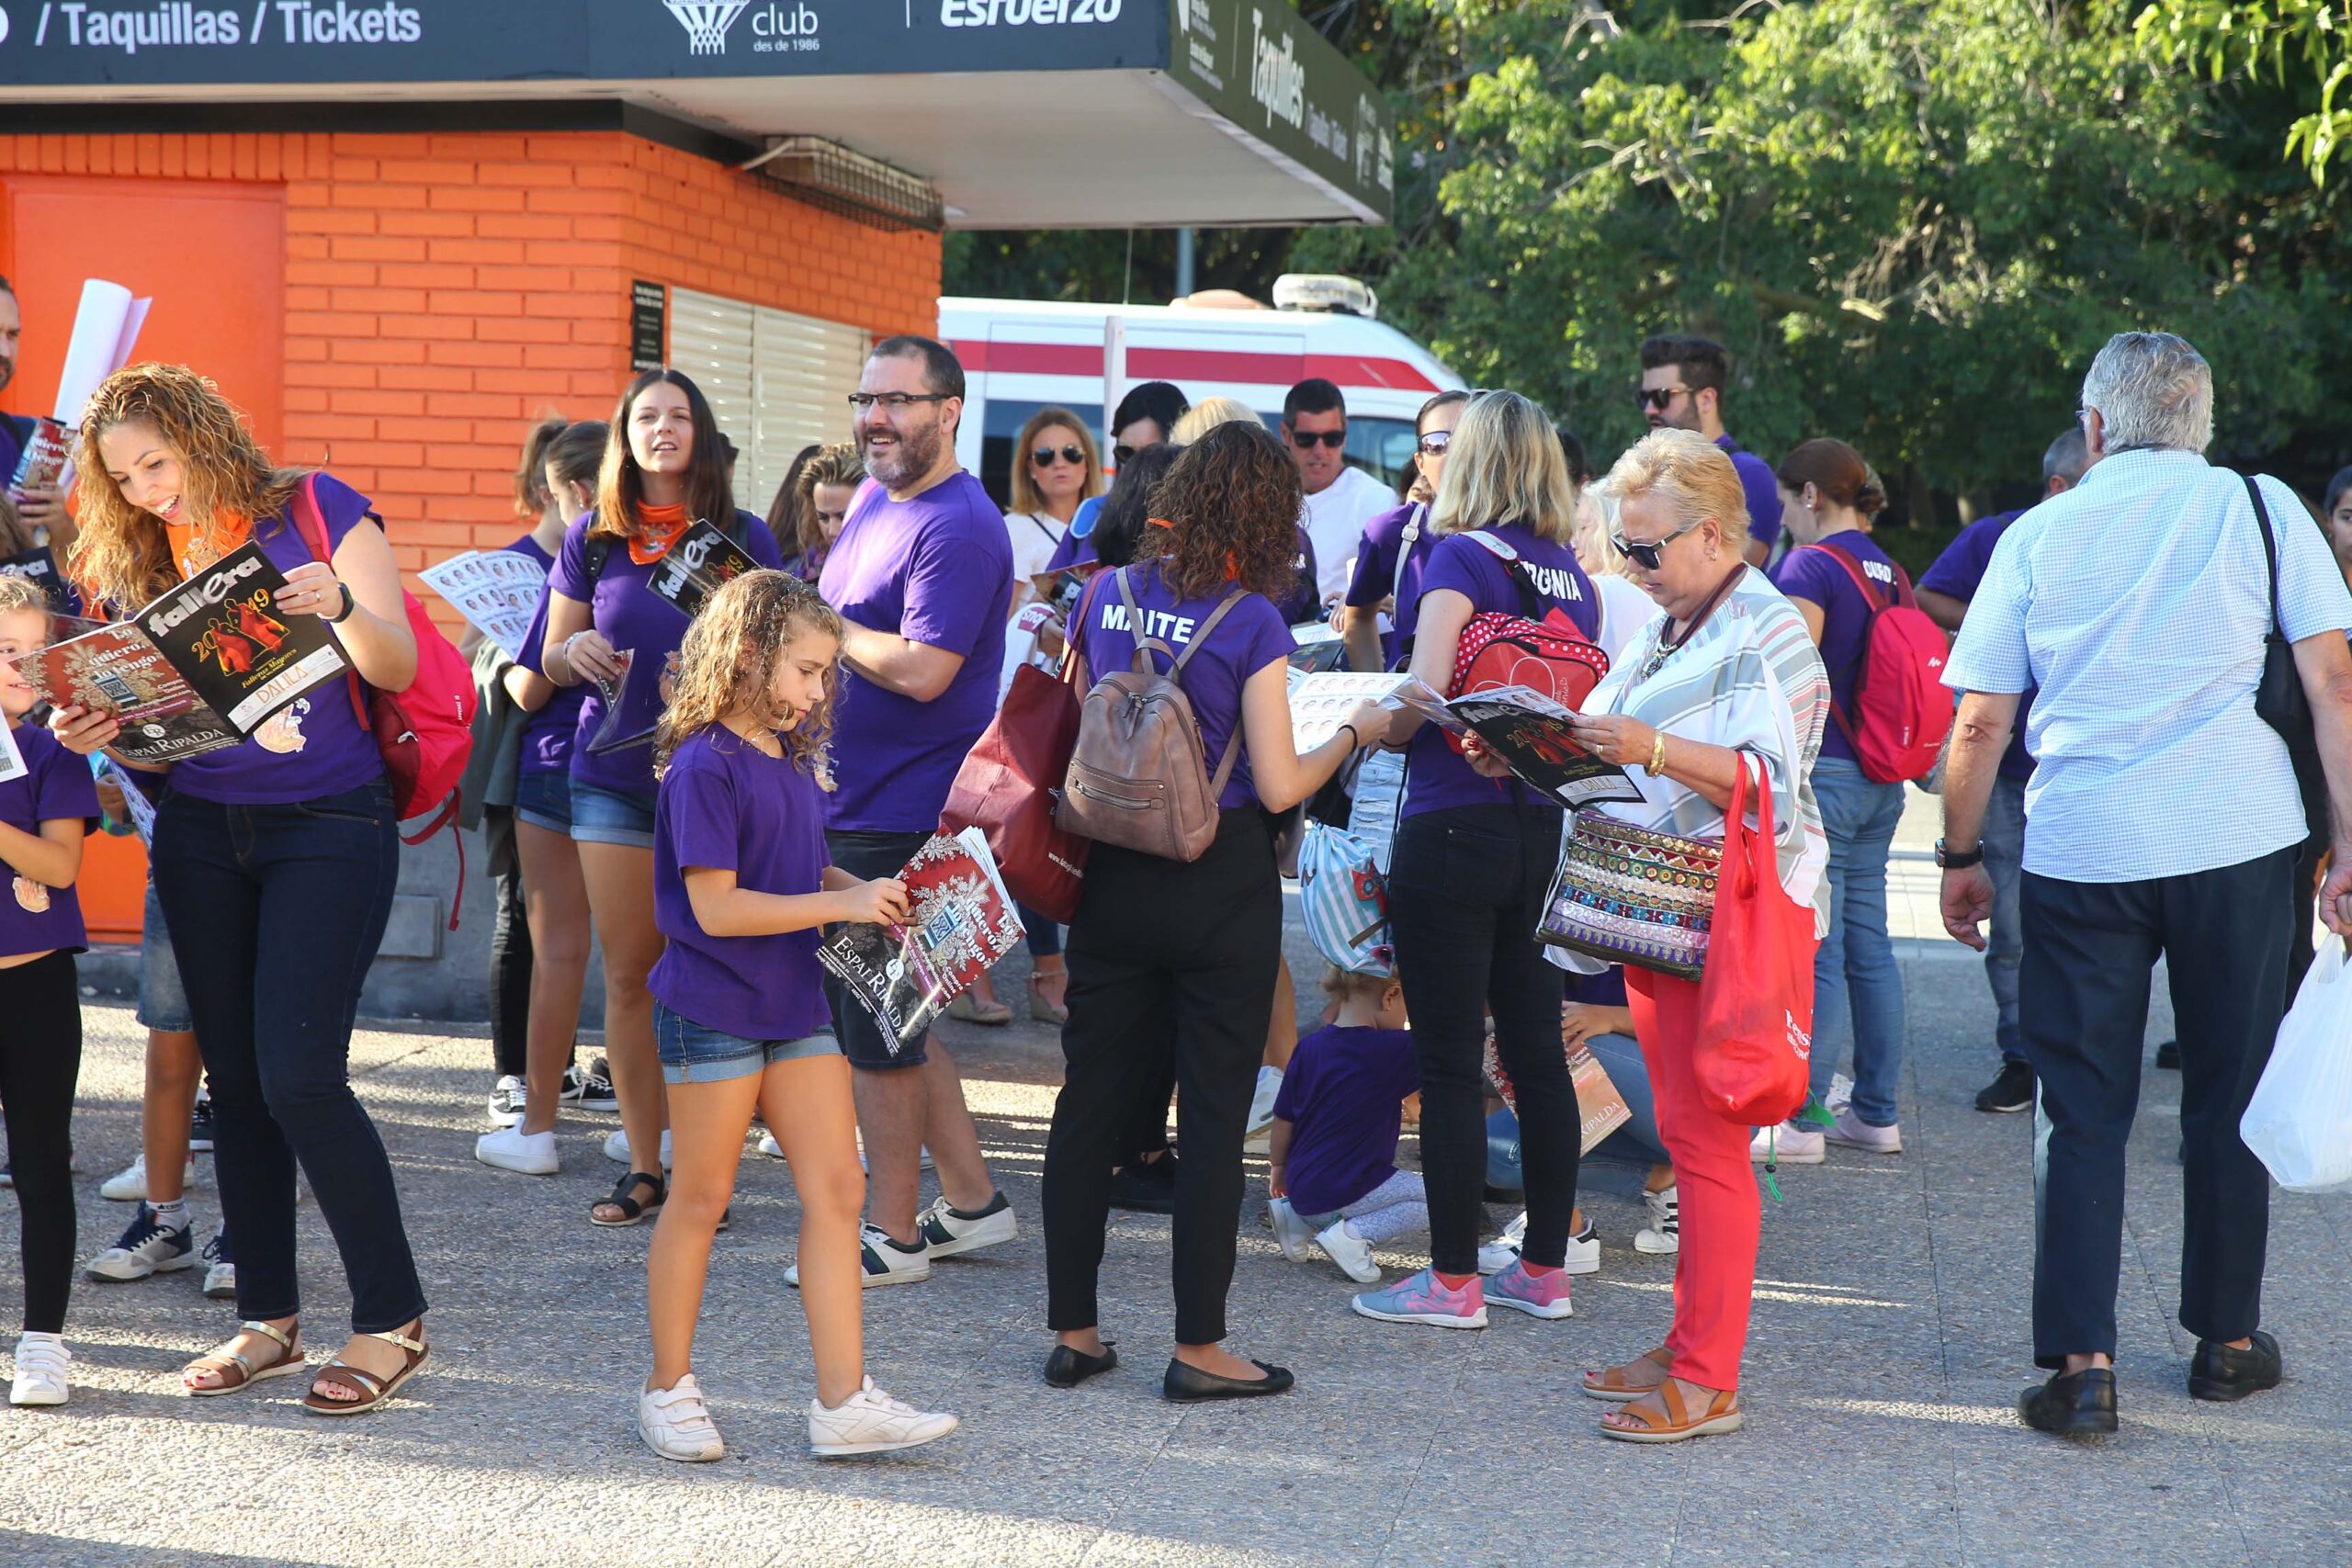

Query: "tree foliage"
left=2136, top=0, right=2352, bottom=182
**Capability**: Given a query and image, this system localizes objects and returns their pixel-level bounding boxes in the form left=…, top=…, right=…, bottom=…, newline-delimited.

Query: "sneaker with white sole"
left=605, top=1128, right=673, bottom=1168
left=85, top=1205, right=197, bottom=1281
left=485, top=1075, right=526, bottom=1128
left=1825, top=1108, right=1903, bottom=1154
left=1748, top=1122, right=1826, bottom=1166
left=200, top=1230, right=236, bottom=1299
left=917, top=1191, right=1016, bottom=1258
left=187, top=1094, right=216, bottom=1154
left=1476, top=1212, right=1600, bottom=1276
left=639, top=1373, right=726, bottom=1462
left=565, top=1065, right=619, bottom=1113
left=1314, top=1218, right=1383, bottom=1283
left=1487, top=1259, right=1575, bottom=1319
left=1824, top=1072, right=1854, bottom=1116
left=475, top=1124, right=560, bottom=1176
left=786, top=1222, right=932, bottom=1289
left=99, top=1154, right=199, bottom=1203
left=755, top=1131, right=784, bottom=1159
left=1267, top=1198, right=1317, bottom=1263
left=8, top=1333, right=69, bottom=1406
left=1634, top=1185, right=1680, bottom=1255
left=1352, top=1268, right=1487, bottom=1329
left=1243, top=1066, right=1283, bottom=1153
left=808, top=1376, right=958, bottom=1458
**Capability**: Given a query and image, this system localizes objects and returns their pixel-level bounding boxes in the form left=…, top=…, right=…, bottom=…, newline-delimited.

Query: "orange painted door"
left=0, top=175, right=287, bottom=942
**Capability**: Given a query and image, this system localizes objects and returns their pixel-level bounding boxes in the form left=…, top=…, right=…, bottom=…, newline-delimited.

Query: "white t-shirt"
left=1301, top=465, right=1398, bottom=604
left=1002, top=510, right=1068, bottom=604
left=1591, top=574, right=1657, bottom=664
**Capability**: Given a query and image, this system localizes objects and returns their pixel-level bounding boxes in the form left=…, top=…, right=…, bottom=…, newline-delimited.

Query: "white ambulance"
left=938, top=276, right=1464, bottom=507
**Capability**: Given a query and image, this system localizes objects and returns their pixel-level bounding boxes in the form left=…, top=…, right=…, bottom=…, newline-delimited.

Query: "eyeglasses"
left=1635, top=386, right=1693, bottom=412
left=1416, top=431, right=1453, bottom=457
left=1609, top=518, right=1702, bottom=571
left=1111, top=443, right=1138, bottom=465
left=1288, top=428, right=1347, bottom=450
left=1032, top=445, right=1086, bottom=468
left=846, top=392, right=952, bottom=412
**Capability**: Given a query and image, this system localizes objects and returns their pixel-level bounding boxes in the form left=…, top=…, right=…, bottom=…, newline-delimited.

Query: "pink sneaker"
left=1351, top=1268, right=1487, bottom=1329
left=1487, top=1259, right=1574, bottom=1319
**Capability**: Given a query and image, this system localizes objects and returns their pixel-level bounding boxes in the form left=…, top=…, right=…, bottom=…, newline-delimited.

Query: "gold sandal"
left=184, top=1319, right=306, bottom=1397
left=1599, top=1379, right=1744, bottom=1444
left=1582, top=1346, right=1672, bottom=1403
left=302, top=1325, right=428, bottom=1416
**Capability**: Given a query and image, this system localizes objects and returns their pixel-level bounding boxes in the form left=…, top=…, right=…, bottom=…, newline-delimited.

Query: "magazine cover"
left=646, top=520, right=762, bottom=620
left=1484, top=1034, right=1633, bottom=1156
left=1287, top=620, right=1349, bottom=674
left=0, top=547, right=81, bottom=615
left=817, top=827, right=1026, bottom=1055
left=583, top=648, right=652, bottom=755
left=6, top=542, right=349, bottom=766
left=0, top=716, right=23, bottom=785
left=1444, top=684, right=1644, bottom=809
left=418, top=549, right=548, bottom=660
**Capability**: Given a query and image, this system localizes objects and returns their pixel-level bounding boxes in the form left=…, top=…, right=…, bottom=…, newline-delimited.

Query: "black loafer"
left=2188, top=1330, right=2281, bottom=1402
left=2018, top=1367, right=2118, bottom=1437
left=1043, top=1341, right=1117, bottom=1389
left=1162, top=1358, right=1295, bottom=1404
left=1108, top=1155, right=1179, bottom=1214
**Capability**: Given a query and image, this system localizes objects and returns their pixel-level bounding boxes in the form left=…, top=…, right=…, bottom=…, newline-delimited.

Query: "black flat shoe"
left=1108, top=1154, right=1178, bottom=1214
left=1162, top=1357, right=1295, bottom=1404
left=2018, top=1368, right=2118, bottom=1437
left=1043, top=1341, right=1117, bottom=1388
left=2189, top=1330, right=2281, bottom=1402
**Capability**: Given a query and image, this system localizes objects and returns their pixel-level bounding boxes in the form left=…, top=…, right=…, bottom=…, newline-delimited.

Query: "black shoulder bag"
left=2245, top=474, right=2329, bottom=840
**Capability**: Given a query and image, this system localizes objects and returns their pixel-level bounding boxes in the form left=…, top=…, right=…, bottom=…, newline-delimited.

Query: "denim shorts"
left=653, top=1000, right=840, bottom=1085
left=136, top=878, right=193, bottom=1034
left=569, top=779, right=658, bottom=850
left=513, top=767, right=572, bottom=835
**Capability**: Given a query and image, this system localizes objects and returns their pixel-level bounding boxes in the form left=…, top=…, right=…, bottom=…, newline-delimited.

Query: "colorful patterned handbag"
left=1537, top=810, right=1723, bottom=980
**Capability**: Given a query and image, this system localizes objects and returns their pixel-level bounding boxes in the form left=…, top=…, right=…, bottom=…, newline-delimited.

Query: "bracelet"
left=1337, top=723, right=1361, bottom=750
left=323, top=582, right=356, bottom=625
left=1648, top=732, right=1668, bottom=776
left=557, top=631, right=587, bottom=685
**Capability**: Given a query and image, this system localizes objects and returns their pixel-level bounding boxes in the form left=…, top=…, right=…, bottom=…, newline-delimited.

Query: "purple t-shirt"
left=507, top=531, right=586, bottom=779
left=647, top=724, right=834, bottom=1042
left=1771, top=529, right=1904, bottom=766
left=0, top=723, right=98, bottom=959
left=1919, top=510, right=2034, bottom=782
left=818, top=471, right=1012, bottom=833
left=167, top=472, right=387, bottom=807
left=545, top=509, right=785, bottom=797
left=1077, top=561, right=1293, bottom=812
left=1345, top=502, right=1436, bottom=667
left=1402, top=525, right=1600, bottom=819
left=1718, top=435, right=1784, bottom=554
left=1271, top=1023, right=1419, bottom=1217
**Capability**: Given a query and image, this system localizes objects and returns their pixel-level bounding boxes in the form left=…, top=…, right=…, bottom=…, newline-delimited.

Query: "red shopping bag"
left=1694, top=756, right=1818, bottom=1125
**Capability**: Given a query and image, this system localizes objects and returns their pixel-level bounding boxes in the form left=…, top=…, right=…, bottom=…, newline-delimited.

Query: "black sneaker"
left=188, top=1093, right=217, bottom=1154
left=1974, top=1060, right=2035, bottom=1114
left=2154, top=1039, right=2180, bottom=1070
left=1108, top=1151, right=1179, bottom=1214
left=565, top=1066, right=619, bottom=1114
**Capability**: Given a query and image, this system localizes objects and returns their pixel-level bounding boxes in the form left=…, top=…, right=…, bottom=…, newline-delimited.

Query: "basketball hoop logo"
left=664, top=0, right=750, bottom=53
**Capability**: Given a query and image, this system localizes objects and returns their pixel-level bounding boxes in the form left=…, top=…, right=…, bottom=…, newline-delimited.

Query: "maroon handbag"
left=939, top=580, right=1098, bottom=924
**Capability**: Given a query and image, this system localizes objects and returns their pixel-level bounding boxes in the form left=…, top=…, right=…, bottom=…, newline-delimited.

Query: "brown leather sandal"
left=1599, top=1379, right=1744, bottom=1444
left=302, top=1325, right=428, bottom=1416
left=1582, top=1347, right=1672, bottom=1403
left=183, top=1319, right=306, bottom=1397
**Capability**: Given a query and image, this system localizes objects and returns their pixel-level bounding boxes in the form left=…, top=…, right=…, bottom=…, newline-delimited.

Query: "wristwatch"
left=1934, top=839, right=1984, bottom=870
left=323, top=582, right=356, bottom=624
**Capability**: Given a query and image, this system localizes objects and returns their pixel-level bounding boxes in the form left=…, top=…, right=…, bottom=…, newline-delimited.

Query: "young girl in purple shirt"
left=635, top=570, right=956, bottom=1464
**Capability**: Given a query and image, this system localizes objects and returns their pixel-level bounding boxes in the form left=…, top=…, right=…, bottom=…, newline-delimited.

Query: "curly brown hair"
left=654, top=569, right=842, bottom=786
left=1131, top=420, right=1301, bottom=601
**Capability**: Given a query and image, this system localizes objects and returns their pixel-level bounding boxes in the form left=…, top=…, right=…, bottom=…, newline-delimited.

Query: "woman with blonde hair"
left=53, top=364, right=431, bottom=1415
left=1563, top=428, right=1828, bottom=1442
left=1003, top=406, right=1103, bottom=608
left=1169, top=396, right=1261, bottom=445
left=769, top=442, right=864, bottom=581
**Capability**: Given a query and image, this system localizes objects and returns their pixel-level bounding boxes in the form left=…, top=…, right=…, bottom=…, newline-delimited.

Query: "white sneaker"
left=1477, top=1210, right=1529, bottom=1275
left=786, top=1222, right=932, bottom=1290
left=99, top=1154, right=198, bottom=1202
left=1563, top=1216, right=1601, bottom=1276
left=604, top=1128, right=673, bottom=1168
left=917, top=1192, right=1016, bottom=1258
left=755, top=1131, right=784, bottom=1159
left=1314, top=1219, right=1383, bottom=1284
left=1825, top=1108, right=1903, bottom=1154
left=200, top=1232, right=236, bottom=1300
left=1242, top=1066, right=1283, bottom=1152
left=475, top=1125, right=560, bottom=1176
left=808, top=1376, right=957, bottom=1458
left=639, top=1373, right=725, bottom=1462
left=485, top=1075, right=526, bottom=1128
left=1634, top=1185, right=1680, bottom=1255
left=8, top=1333, right=69, bottom=1406
left=1825, top=1072, right=1854, bottom=1116
left=1749, top=1122, right=1826, bottom=1166
left=1266, top=1198, right=1317, bottom=1263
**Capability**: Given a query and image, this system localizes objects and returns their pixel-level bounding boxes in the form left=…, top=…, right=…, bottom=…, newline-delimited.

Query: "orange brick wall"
left=0, top=129, right=942, bottom=628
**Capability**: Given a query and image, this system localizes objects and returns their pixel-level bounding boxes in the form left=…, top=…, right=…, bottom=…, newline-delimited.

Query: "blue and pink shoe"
left=1487, top=1259, right=1574, bottom=1319
left=1351, top=1268, right=1487, bottom=1330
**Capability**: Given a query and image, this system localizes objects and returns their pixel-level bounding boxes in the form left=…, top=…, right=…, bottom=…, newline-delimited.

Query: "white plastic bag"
left=2240, top=936, right=2352, bottom=1194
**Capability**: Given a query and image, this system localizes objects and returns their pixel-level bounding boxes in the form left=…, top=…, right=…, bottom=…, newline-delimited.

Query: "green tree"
left=2136, top=0, right=2352, bottom=183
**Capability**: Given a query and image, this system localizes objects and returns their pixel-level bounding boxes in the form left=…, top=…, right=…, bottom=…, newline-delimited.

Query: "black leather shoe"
left=1108, top=1153, right=1179, bottom=1214
left=2189, top=1330, right=2281, bottom=1402
left=2154, top=1038, right=2180, bottom=1070
left=1043, top=1341, right=1118, bottom=1389
left=2018, top=1368, right=2118, bottom=1437
left=1162, top=1357, right=1295, bottom=1403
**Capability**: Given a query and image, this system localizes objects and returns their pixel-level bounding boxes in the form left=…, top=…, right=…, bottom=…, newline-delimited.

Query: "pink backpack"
left=1804, top=543, right=1951, bottom=784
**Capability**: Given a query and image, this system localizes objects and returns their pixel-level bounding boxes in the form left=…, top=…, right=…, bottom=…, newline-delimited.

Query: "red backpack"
left=1444, top=531, right=1610, bottom=751
left=289, top=476, right=477, bottom=924
left=1804, top=543, right=1951, bottom=784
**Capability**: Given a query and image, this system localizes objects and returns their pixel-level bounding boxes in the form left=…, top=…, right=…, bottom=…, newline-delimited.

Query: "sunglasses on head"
left=1610, top=517, right=1702, bottom=570
left=1635, top=385, right=1693, bottom=411
left=1288, top=428, right=1347, bottom=450
left=1032, top=445, right=1086, bottom=468
left=1416, top=430, right=1452, bottom=456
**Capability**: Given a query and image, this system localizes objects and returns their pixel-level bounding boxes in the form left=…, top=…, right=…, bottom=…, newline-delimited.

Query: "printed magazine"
left=418, top=549, right=548, bottom=660
left=818, top=827, right=1025, bottom=1055
left=646, top=520, right=762, bottom=620
left=1435, top=684, right=1644, bottom=809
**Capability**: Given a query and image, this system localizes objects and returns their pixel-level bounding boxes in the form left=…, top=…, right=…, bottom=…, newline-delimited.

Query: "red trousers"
left=1626, top=965, right=1760, bottom=1392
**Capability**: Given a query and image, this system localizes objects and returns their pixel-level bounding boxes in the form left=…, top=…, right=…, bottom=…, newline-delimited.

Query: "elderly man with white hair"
left=1938, top=331, right=2352, bottom=1438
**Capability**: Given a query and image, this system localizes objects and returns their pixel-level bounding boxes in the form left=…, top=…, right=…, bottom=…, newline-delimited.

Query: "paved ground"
left=4, top=793, right=2348, bottom=1567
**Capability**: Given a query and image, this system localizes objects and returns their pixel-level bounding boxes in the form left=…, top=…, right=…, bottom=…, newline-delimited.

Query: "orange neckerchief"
left=628, top=502, right=692, bottom=566
left=167, top=512, right=255, bottom=580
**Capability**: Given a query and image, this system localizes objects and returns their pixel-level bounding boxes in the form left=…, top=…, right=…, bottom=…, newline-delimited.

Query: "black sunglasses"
left=1610, top=518, right=1701, bottom=570
left=1416, top=430, right=1452, bottom=456
left=1636, top=385, right=1693, bottom=411
left=1032, top=445, right=1086, bottom=468
left=1288, top=428, right=1347, bottom=449
left=1111, top=443, right=1137, bottom=465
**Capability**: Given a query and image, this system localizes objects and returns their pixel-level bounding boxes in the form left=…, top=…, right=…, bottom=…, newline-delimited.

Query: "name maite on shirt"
left=1101, top=602, right=1209, bottom=645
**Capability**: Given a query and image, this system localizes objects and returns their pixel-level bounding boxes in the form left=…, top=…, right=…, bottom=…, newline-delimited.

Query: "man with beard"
left=1635, top=334, right=1782, bottom=568
left=808, top=336, right=1021, bottom=1289
left=0, top=281, right=65, bottom=552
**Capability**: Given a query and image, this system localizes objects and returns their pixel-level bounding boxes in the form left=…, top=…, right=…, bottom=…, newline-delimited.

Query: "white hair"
left=2080, top=331, right=2213, bottom=454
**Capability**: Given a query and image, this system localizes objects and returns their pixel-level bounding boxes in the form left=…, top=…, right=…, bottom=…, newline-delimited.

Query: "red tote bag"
left=1693, top=756, right=1819, bottom=1126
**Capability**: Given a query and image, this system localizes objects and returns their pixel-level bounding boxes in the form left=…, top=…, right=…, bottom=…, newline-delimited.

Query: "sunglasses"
left=1288, top=428, right=1347, bottom=450
left=1635, top=385, right=1693, bottom=411
left=1111, top=443, right=1137, bottom=465
left=1416, top=430, right=1452, bottom=456
left=1032, top=445, right=1086, bottom=468
left=1610, top=517, right=1702, bottom=570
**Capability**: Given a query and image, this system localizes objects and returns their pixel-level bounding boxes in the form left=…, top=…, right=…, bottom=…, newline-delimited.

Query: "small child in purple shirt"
left=1264, top=969, right=1426, bottom=1285
left=636, top=569, right=957, bottom=1465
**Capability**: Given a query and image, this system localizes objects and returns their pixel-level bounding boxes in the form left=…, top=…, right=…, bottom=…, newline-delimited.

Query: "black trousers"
left=1045, top=809, right=1280, bottom=1345
left=0, top=951, right=80, bottom=1335
left=484, top=803, right=532, bottom=1079
left=2021, top=846, right=2294, bottom=1368
left=1388, top=802, right=1579, bottom=1275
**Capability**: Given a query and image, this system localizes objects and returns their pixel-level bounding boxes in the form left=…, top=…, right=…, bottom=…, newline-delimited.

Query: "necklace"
left=1634, top=565, right=1745, bottom=683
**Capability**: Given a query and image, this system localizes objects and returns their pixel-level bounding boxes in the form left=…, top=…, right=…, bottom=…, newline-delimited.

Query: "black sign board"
left=630, top=280, right=666, bottom=372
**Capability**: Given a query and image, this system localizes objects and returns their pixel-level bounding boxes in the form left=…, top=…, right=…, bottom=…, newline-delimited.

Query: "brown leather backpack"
left=1056, top=568, right=1249, bottom=863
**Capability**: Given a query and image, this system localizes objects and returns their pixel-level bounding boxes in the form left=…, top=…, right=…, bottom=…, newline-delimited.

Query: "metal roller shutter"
left=668, top=286, right=868, bottom=522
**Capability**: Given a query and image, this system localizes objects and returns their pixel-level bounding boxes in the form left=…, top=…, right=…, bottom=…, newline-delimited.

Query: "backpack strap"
left=1112, top=567, right=1250, bottom=801
left=286, top=473, right=372, bottom=735
left=583, top=531, right=614, bottom=589
left=1463, top=528, right=1545, bottom=622
left=1806, top=541, right=1917, bottom=612
left=1389, top=502, right=1426, bottom=604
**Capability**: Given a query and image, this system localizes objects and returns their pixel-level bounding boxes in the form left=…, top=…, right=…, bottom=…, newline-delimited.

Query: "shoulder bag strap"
left=1462, top=528, right=1544, bottom=621
left=1390, top=502, right=1426, bottom=604
left=1060, top=569, right=1107, bottom=688
left=2244, top=474, right=2288, bottom=637
left=286, top=474, right=372, bottom=732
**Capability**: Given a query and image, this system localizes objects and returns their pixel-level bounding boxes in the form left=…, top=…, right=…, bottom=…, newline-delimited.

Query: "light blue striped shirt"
left=1944, top=449, right=2352, bottom=883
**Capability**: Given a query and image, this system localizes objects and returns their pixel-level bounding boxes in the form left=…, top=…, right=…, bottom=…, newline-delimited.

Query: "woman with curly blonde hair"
left=634, top=569, right=957, bottom=1463
left=53, top=363, right=431, bottom=1416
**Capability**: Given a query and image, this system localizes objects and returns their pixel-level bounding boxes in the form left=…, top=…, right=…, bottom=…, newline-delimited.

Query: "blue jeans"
left=1585, top=1031, right=1669, bottom=1169
left=653, top=1001, right=839, bottom=1085
left=1807, top=758, right=1907, bottom=1127
left=1984, top=773, right=2028, bottom=1065
left=152, top=780, right=427, bottom=1335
